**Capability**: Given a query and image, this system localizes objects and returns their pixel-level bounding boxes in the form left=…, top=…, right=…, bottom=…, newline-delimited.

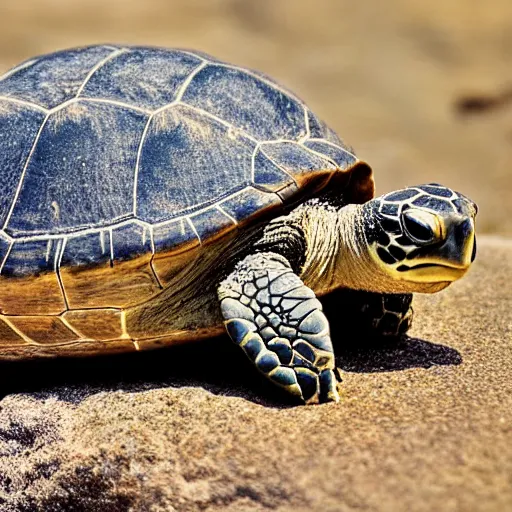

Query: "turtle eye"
left=402, top=210, right=438, bottom=244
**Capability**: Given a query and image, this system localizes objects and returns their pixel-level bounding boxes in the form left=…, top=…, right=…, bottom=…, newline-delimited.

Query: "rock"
left=0, top=238, right=511, bottom=511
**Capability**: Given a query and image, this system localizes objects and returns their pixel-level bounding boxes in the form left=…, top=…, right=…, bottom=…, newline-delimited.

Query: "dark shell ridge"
left=0, top=45, right=359, bottom=276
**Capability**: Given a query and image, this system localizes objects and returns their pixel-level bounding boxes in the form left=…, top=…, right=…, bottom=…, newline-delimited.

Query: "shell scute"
left=0, top=318, right=25, bottom=344
left=80, top=47, right=203, bottom=110
left=259, top=142, right=336, bottom=188
left=303, top=139, right=356, bottom=169
left=152, top=219, right=198, bottom=255
left=8, top=316, right=77, bottom=344
left=0, top=45, right=117, bottom=109
left=181, top=64, right=307, bottom=141
left=253, top=148, right=295, bottom=192
left=61, top=232, right=110, bottom=268
left=307, top=109, right=343, bottom=145
left=2, top=239, right=64, bottom=277
left=0, top=101, right=46, bottom=227
left=6, top=101, right=148, bottom=237
left=63, top=309, right=125, bottom=341
left=0, top=233, right=10, bottom=266
left=189, top=207, right=236, bottom=243
left=219, top=188, right=282, bottom=224
left=136, top=105, right=255, bottom=223
left=111, top=222, right=152, bottom=262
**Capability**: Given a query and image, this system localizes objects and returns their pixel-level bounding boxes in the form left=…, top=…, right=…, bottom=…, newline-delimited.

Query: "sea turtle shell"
left=0, top=45, right=374, bottom=358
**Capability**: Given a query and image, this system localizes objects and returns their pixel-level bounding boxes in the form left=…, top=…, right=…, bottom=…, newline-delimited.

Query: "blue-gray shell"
left=0, top=45, right=358, bottom=277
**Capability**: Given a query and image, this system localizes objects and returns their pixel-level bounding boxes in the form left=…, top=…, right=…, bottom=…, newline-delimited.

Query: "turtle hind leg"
left=218, top=252, right=339, bottom=405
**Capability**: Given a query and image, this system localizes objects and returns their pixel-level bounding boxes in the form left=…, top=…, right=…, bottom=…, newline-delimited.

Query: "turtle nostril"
left=402, top=211, right=435, bottom=243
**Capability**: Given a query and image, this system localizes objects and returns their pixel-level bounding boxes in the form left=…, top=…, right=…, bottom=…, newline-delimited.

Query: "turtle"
left=0, top=45, right=477, bottom=404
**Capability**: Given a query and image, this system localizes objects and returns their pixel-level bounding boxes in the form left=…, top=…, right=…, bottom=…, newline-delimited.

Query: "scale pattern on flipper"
left=218, top=252, right=339, bottom=404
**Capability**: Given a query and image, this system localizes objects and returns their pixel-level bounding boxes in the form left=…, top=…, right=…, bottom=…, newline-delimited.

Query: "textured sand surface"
left=0, top=237, right=510, bottom=511
left=0, top=1, right=511, bottom=510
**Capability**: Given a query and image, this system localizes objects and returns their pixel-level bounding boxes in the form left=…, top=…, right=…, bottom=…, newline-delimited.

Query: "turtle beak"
left=437, top=214, right=476, bottom=269
left=395, top=212, right=477, bottom=285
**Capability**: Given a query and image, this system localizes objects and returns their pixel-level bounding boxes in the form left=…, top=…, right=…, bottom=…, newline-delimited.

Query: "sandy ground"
left=0, top=237, right=511, bottom=511
left=0, top=1, right=511, bottom=511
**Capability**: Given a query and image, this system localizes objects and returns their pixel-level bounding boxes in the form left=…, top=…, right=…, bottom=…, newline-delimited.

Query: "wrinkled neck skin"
left=294, top=201, right=448, bottom=296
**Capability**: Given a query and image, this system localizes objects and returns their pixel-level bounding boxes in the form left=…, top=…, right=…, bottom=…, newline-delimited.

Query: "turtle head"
left=363, top=184, right=478, bottom=293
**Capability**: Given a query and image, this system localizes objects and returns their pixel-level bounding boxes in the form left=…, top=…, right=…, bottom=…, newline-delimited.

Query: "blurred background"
left=0, top=0, right=510, bottom=235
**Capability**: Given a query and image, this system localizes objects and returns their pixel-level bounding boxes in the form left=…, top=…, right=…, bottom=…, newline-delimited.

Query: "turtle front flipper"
left=218, top=252, right=339, bottom=405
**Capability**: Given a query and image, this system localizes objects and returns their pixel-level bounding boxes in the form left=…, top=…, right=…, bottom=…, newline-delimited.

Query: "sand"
left=0, top=1, right=511, bottom=510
